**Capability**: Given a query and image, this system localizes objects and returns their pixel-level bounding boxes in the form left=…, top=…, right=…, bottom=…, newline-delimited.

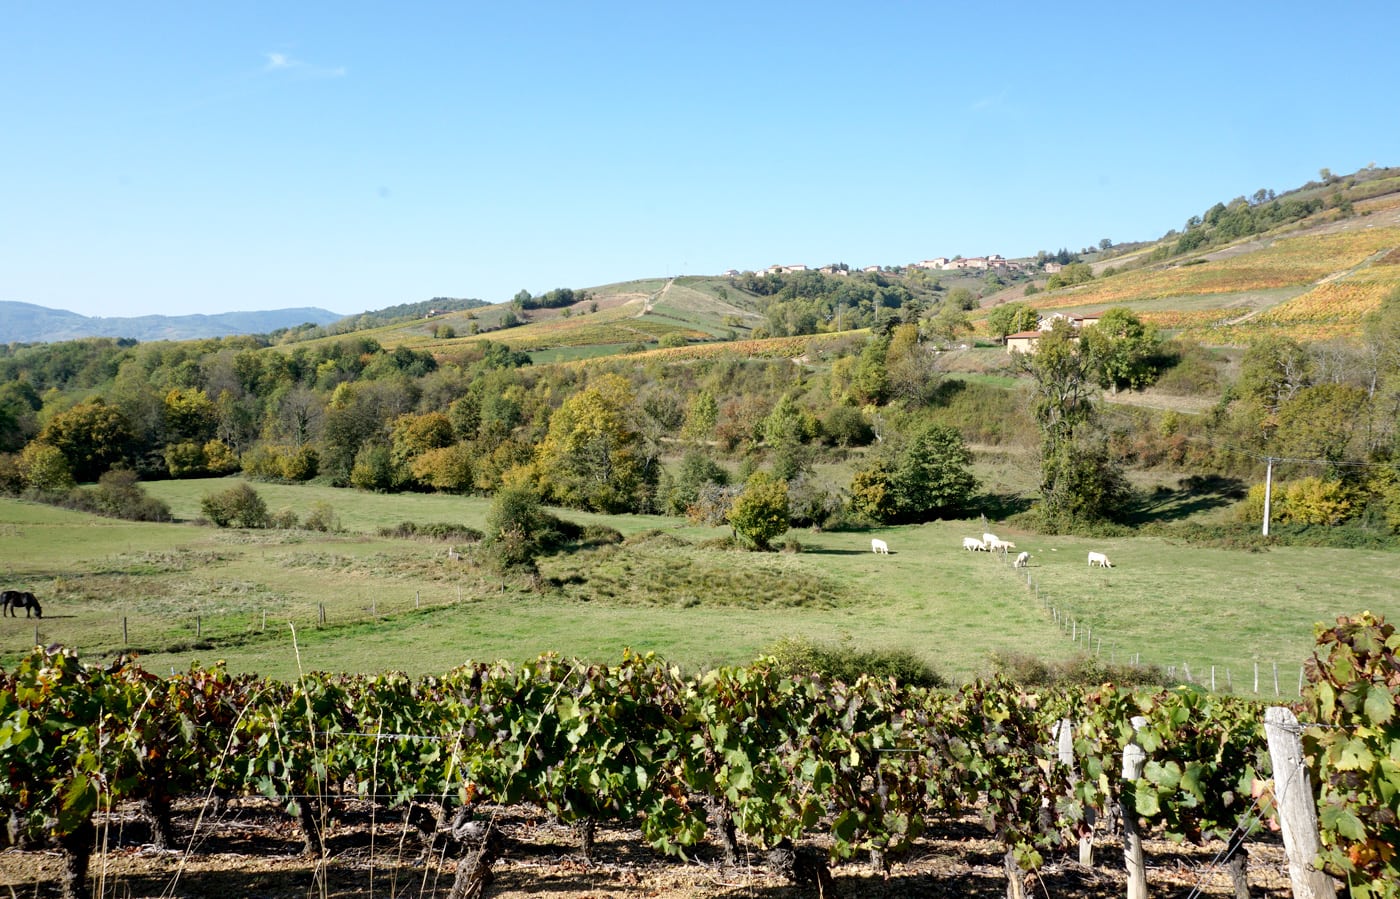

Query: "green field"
left=2, top=479, right=1394, bottom=688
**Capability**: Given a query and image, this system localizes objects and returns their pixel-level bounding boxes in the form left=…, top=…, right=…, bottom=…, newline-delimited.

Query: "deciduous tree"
left=1082, top=308, right=1160, bottom=393
left=727, top=471, right=789, bottom=550
left=986, top=303, right=1040, bottom=343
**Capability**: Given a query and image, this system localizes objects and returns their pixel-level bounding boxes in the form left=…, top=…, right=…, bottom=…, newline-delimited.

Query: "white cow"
left=871, top=538, right=890, bottom=554
left=962, top=536, right=987, bottom=551
left=989, top=538, right=1016, bottom=552
left=982, top=532, right=999, bottom=547
left=1088, top=551, right=1113, bottom=568
left=1014, top=551, right=1030, bottom=568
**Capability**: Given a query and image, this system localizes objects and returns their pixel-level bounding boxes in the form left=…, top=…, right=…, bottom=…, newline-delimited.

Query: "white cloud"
left=262, top=52, right=346, bottom=78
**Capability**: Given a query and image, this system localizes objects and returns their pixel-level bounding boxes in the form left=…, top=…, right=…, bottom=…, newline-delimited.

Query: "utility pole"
left=1262, top=456, right=1274, bottom=536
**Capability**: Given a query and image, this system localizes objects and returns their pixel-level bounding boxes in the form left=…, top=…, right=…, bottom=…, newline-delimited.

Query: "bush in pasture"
left=727, top=471, right=789, bottom=550
left=988, top=651, right=1170, bottom=688
left=378, top=521, right=484, bottom=542
left=764, top=636, right=947, bottom=688
left=659, top=333, right=688, bottom=349
left=75, top=470, right=171, bottom=522
left=623, top=529, right=689, bottom=549
left=269, top=508, right=299, bottom=529
left=482, top=487, right=582, bottom=575
left=301, top=502, right=340, bottom=533
left=199, top=482, right=270, bottom=529
left=581, top=524, right=624, bottom=546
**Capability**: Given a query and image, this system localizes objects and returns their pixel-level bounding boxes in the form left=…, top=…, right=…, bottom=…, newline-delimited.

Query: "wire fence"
left=983, top=541, right=1310, bottom=697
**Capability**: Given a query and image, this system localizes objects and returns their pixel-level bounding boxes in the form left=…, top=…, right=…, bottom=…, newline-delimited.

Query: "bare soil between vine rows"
left=0, top=798, right=1297, bottom=898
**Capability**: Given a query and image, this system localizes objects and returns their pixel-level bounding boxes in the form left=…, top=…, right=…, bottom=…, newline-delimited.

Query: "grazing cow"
left=982, top=532, right=999, bottom=547
left=1, top=590, right=42, bottom=618
left=1087, top=551, right=1113, bottom=568
left=988, top=538, right=1016, bottom=553
left=871, top=538, right=890, bottom=554
left=1014, top=551, right=1030, bottom=568
left=962, top=536, right=987, bottom=551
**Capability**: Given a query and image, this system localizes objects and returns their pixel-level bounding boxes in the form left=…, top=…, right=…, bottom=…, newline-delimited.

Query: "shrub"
left=0, top=453, right=22, bottom=495
left=727, top=471, right=789, bottom=550
left=659, top=333, right=689, bottom=349
left=1281, top=477, right=1355, bottom=525
left=203, top=439, right=241, bottom=475
left=764, top=636, right=947, bottom=688
left=20, top=443, right=75, bottom=492
left=200, top=482, right=270, bottom=528
left=377, top=521, right=484, bottom=542
left=623, top=529, right=690, bottom=549
left=279, top=444, right=319, bottom=481
left=66, top=470, right=172, bottom=522
left=988, top=651, right=1171, bottom=688
left=164, top=441, right=209, bottom=478
left=269, top=508, right=299, bottom=529
left=302, top=502, right=340, bottom=532
left=581, top=524, right=624, bottom=545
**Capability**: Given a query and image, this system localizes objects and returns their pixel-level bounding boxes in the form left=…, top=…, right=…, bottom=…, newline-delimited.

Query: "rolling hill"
left=0, top=301, right=344, bottom=344
left=269, top=165, right=1400, bottom=363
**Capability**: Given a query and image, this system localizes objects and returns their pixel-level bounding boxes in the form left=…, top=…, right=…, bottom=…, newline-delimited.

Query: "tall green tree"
left=535, top=375, right=655, bottom=513
left=1238, top=335, right=1311, bottom=415
left=1082, top=308, right=1160, bottom=393
left=986, top=303, right=1040, bottom=343
left=1014, top=320, right=1127, bottom=529
left=849, top=422, right=977, bottom=523
left=37, top=399, right=136, bottom=482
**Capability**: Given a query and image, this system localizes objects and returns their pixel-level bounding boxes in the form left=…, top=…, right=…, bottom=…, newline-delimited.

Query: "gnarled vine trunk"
left=140, top=794, right=178, bottom=850
left=57, top=817, right=96, bottom=899
left=766, top=839, right=836, bottom=898
left=706, top=796, right=739, bottom=868
left=446, top=812, right=502, bottom=899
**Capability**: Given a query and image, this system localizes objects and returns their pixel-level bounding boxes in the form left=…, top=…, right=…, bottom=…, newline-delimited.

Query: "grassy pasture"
left=2, top=481, right=1396, bottom=689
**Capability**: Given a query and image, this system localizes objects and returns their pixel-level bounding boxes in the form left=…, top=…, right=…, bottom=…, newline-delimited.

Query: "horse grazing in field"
left=1, top=590, right=42, bottom=618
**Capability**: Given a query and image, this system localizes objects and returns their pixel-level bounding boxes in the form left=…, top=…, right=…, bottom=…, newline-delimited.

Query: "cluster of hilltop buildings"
left=731, top=254, right=1042, bottom=278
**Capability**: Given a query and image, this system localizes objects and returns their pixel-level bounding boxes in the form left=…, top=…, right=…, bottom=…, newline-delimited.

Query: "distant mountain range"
left=0, top=301, right=344, bottom=344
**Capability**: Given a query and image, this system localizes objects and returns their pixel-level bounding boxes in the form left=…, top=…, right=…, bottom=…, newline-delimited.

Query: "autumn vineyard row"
left=2, top=612, right=1396, bottom=899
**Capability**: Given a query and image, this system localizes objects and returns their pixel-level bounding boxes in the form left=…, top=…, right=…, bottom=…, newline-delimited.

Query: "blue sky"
left=3, top=2, right=1397, bottom=319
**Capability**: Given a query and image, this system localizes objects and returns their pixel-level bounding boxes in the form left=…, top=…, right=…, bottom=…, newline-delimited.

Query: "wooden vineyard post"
left=1121, top=715, right=1148, bottom=899
left=1264, top=707, right=1337, bottom=899
left=1055, top=718, right=1093, bottom=867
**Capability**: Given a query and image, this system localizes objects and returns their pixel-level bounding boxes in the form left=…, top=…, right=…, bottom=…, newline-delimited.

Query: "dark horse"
left=1, top=590, right=42, bottom=618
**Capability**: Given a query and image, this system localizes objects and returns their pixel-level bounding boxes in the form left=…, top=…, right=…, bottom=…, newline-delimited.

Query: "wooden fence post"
left=122, top=616, right=128, bottom=646
left=1055, top=718, right=1093, bottom=867
left=1264, top=707, right=1337, bottom=899
left=1121, top=715, right=1148, bottom=899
